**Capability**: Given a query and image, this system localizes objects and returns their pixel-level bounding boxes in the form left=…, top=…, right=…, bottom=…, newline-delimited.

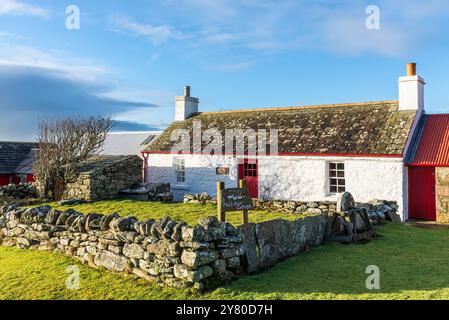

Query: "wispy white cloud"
left=148, top=0, right=449, bottom=58
left=207, top=61, right=253, bottom=72
left=0, top=42, right=107, bottom=82
left=109, top=15, right=189, bottom=45
left=0, top=0, right=49, bottom=18
left=321, top=12, right=410, bottom=57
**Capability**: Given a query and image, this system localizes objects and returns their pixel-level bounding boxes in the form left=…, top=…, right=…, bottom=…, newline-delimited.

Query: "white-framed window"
left=328, top=162, right=345, bottom=194
left=174, top=158, right=185, bottom=183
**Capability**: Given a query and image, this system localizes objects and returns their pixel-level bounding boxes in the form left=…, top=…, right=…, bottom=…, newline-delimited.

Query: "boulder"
left=134, top=219, right=155, bottom=236
left=173, top=264, right=213, bottom=282
left=45, top=210, right=62, bottom=225
left=219, top=246, right=244, bottom=259
left=226, top=256, right=241, bottom=269
left=181, top=225, right=206, bottom=242
left=171, top=222, right=186, bottom=242
left=163, top=220, right=177, bottom=239
left=212, top=259, right=227, bottom=275
left=123, top=243, right=145, bottom=259
left=225, top=223, right=239, bottom=236
left=237, top=223, right=258, bottom=273
left=99, top=212, right=120, bottom=231
left=146, top=241, right=166, bottom=256
left=181, top=249, right=218, bottom=267
left=56, top=209, right=82, bottom=226
left=304, top=208, right=322, bottom=215
left=94, top=250, right=127, bottom=272
left=109, top=217, right=137, bottom=232
left=85, top=213, right=104, bottom=231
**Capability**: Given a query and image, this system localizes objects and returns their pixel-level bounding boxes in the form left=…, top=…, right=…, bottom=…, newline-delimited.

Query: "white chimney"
left=175, top=86, right=199, bottom=121
left=398, top=63, right=425, bottom=111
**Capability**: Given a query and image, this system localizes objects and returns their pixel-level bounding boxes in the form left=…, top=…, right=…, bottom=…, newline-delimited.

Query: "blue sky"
left=1, top=0, right=449, bottom=140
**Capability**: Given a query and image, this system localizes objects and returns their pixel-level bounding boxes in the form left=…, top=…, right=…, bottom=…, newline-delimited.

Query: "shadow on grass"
left=37, top=199, right=301, bottom=226
left=212, top=223, right=449, bottom=298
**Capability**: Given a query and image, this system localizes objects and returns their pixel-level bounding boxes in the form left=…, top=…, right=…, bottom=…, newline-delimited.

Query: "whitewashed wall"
left=146, top=154, right=408, bottom=220
left=146, top=154, right=238, bottom=201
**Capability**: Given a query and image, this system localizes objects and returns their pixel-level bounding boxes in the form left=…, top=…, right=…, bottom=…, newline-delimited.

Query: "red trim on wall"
left=408, top=164, right=449, bottom=167
left=141, top=151, right=403, bottom=159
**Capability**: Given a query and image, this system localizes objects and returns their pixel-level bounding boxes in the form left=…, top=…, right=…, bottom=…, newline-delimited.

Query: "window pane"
left=175, top=158, right=185, bottom=183
left=329, top=162, right=345, bottom=193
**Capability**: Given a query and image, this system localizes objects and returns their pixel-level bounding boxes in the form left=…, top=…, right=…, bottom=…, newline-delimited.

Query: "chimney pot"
left=407, top=63, right=417, bottom=76
left=184, top=86, right=191, bottom=97
left=398, top=62, right=425, bottom=111
left=175, top=86, right=199, bottom=121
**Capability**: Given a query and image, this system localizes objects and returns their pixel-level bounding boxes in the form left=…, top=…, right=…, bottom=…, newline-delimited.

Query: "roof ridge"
left=199, top=100, right=399, bottom=115
left=0, top=141, right=37, bottom=144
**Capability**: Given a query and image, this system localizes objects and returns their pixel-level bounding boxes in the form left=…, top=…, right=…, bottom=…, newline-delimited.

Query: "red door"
left=408, top=167, right=436, bottom=221
left=238, top=159, right=258, bottom=199
left=0, top=174, right=11, bottom=186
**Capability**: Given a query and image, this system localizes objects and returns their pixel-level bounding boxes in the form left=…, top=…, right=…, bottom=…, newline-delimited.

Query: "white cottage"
left=143, top=63, right=426, bottom=221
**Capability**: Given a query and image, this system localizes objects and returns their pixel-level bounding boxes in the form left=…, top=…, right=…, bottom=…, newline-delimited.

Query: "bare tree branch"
left=33, top=116, right=113, bottom=200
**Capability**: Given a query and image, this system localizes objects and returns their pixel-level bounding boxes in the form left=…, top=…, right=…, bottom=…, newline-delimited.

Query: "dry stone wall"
left=0, top=203, right=327, bottom=291
left=0, top=204, right=243, bottom=290
left=239, top=216, right=326, bottom=273
left=184, top=195, right=400, bottom=224
left=436, top=168, right=449, bottom=223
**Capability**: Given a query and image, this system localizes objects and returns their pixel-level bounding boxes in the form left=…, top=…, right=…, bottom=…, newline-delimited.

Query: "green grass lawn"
left=33, top=199, right=301, bottom=226
left=2, top=222, right=449, bottom=300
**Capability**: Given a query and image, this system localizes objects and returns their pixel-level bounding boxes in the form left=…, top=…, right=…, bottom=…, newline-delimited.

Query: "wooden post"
left=239, top=179, right=249, bottom=224
left=217, top=181, right=225, bottom=222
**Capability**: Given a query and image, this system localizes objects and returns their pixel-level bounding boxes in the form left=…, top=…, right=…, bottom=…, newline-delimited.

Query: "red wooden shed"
left=0, top=142, right=37, bottom=186
left=407, top=114, right=449, bottom=222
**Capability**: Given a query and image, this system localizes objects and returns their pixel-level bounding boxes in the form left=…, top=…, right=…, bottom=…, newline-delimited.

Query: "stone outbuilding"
left=63, top=155, right=142, bottom=201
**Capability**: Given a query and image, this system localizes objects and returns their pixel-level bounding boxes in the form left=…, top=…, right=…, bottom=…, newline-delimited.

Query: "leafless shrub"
left=33, top=116, right=113, bottom=200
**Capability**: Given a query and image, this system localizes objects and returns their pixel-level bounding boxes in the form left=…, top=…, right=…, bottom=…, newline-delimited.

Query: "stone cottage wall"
left=436, top=167, right=449, bottom=223
left=146, top=154, right=407, bottom=220
left=64, top=156, right=142, bottom=201
left=0, top=204, right=326, bottom=290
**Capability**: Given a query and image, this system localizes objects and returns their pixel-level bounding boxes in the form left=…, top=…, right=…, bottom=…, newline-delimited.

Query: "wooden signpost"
left=217, top=179, right=254, bottom=224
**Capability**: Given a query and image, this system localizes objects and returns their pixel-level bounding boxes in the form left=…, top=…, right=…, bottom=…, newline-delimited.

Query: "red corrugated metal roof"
left=411, top=114, right=449, bottom=166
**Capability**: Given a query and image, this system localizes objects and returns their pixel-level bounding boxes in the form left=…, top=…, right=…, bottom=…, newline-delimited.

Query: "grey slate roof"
left=77, top=155, right=140, bottom=174
left=0, top=142, right=38, bottom=174
left=100, top=132, right=161, bottom=157
left=144, top=101, right=417, bottom=155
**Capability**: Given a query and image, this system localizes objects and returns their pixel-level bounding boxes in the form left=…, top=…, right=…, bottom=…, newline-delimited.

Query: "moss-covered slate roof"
left=77, top=155, right=139, bottom=174
left=144, top=101, right=417, bottom=155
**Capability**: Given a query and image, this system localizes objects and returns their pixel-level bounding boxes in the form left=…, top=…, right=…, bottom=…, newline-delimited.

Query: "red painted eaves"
left=141, top=150, right=403, bottom=158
